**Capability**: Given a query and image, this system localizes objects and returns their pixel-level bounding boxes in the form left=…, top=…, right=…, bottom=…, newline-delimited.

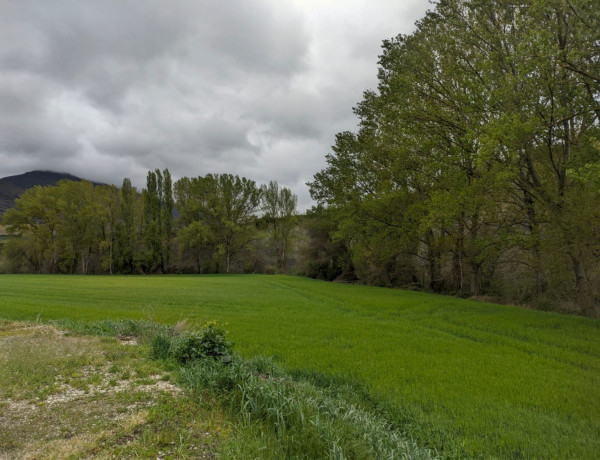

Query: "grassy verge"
left=149, top=321, right=435, bottom=459
left=1, top=274, right=599, bottom=458
left=0, top=320, right=227, bottom=459
left=1, top=318, right=434, bottom=459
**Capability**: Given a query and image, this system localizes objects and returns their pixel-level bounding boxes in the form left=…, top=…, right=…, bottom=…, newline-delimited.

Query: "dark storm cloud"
left=0, top=0, right=429, bottom=209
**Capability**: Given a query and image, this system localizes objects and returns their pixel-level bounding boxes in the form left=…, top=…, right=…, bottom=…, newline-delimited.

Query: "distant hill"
left=0, top=171, right=99, bottom=217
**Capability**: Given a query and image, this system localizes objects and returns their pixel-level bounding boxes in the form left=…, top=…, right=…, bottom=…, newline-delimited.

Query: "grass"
left=177, top=354, right=435, bottom=459
left=150, top=321, right=435, bottom=459
left=0, top=320, right=226, bottom=458
left=0, top=274, right=599, bottom=458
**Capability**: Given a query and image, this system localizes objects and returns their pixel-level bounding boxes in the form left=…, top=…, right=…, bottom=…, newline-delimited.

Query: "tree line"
left=308, top=0, right=600, bottom=313
left=2, top=0, right=599, bottom=315
left=1, top=170, right=298, bottom=276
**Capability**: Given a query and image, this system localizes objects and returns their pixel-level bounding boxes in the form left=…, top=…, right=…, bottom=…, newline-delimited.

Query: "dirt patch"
left=117, top=335, right=139, bottom=346
left=43, top=366, right=182, bottom=407
left=0, top=322, right=209, bottom=459
left=0, top=322, right=65, bottom=338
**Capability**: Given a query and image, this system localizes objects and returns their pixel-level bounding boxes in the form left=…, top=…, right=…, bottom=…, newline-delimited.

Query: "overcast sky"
left=1, top=0, right=429, bottom=209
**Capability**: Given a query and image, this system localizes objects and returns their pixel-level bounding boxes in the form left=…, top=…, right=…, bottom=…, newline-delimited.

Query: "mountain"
left=0, top=171, right=95, bottom=217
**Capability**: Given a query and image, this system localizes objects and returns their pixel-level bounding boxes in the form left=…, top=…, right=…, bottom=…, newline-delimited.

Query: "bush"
left=169, top=321, right=233, bottom=364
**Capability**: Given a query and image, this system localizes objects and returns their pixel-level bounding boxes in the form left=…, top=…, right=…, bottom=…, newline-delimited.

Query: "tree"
left=310, top=0, right=600, bottom=310
left=2, top=185, right=61, bottom=272
left=261, top=181, right=297, bottom=272
left=161, top=169, right=174, bottom=271
left=97, top=184, right=121, bottom=274
left=55, top=180, right=102, bottom=274
left=115, top=178, right=139, bottom=273
left=142, top=169, right=173, bottom=273
left=175, top=174, right=262, bottom=273
left=143, top=170, right=162, bottom=272
left=177, top=220, right=211, bottom=273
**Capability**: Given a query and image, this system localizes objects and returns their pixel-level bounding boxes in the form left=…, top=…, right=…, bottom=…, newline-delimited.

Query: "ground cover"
left=0, top=320, right=228, bottom=459
left=0, top=274, right=599, bottom=458
left=0, top=319, right=435, bottom=459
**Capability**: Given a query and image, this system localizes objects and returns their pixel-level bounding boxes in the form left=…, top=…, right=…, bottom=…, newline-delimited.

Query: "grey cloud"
left=0, top=73, right=48, bottom=115
left=4, top=1, right=185, bottom=74
left=190, top=1, right=308, bottom=76
left=0, top=0, right=429, bottom=210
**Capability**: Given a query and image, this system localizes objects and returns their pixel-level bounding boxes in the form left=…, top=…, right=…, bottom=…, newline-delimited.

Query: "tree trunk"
left=109, top=240, right=113, bottom=275
left=452, top=219, right=465, bottom=294
left=470, top=261, right=482, bottom=297
left=426, top=229, right=441, bottom=291
left=571, top=254, right=586, bottom=299
left=524, top=190, right=547, bottom=295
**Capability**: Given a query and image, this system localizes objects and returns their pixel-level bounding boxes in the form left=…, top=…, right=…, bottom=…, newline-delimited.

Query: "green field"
left=1, top=274, right=599, bottom=459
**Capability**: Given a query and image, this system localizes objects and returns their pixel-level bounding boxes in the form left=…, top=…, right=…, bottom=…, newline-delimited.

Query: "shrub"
left=171, top=321, right=233, bottom=364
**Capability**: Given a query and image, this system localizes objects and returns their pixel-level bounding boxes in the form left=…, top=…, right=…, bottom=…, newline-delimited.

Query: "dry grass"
left=0, top=321, right=224, bottom=459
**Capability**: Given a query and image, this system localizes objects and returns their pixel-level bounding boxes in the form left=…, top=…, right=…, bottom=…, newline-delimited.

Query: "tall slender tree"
left=262, top=181, right=298, bottom=272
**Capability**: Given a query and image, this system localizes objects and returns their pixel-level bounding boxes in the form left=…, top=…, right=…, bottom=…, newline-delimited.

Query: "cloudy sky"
left=1, top=0, right=429, bottom=209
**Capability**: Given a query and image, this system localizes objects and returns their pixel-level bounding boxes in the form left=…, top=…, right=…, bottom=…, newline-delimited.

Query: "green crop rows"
left=1, top=274, right=598, bottom=458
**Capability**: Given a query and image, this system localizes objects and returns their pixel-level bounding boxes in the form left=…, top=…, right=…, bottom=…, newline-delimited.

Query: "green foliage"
left=297, top=206, right=353, bottom=281
left=148, top=320, right=233, bottom=364
left=169, top=321, right=233, bottom=364
left=309, top=0, right=600, bottom=307
left=1, top=171, right=295, bottom=276
left=114, top=178, right=140, bottom=273
left=150, top=334, right=172, bottom=360
left=261, top=181, right=298, bottom=272
left=174, top=174, right=263, bottom=273
left=143, top=169, right=170, bottom=273
left=176, top=220, right=212, bottom=272
left=1, top=178, right=145, bottom=275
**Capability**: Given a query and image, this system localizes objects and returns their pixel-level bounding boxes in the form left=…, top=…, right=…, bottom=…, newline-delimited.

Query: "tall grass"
left=177, top=354, right=436, bottom=460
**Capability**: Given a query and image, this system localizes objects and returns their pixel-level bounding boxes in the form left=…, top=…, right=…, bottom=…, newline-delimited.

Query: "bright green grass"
left=1, top=274, right=599, bottom=459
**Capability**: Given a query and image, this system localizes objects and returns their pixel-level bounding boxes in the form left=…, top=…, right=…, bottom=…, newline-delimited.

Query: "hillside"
left=0, top=171, right=95, bottom=216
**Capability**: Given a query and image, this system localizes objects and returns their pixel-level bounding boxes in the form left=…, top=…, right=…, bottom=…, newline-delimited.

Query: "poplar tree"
left=261, top=181, right=298, bottom=272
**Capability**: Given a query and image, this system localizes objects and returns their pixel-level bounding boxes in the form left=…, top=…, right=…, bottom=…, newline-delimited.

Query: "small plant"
left=169, top=321, right=233, bottom=364
left=151, top=334, right=172, bottom=360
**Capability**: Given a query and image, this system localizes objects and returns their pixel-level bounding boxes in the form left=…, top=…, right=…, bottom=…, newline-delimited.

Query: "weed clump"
left=175, top=355, right=436, bottom=459
left=171, top=321, right=233, bottom=364
left=152, top=321, right=233, bottom=365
